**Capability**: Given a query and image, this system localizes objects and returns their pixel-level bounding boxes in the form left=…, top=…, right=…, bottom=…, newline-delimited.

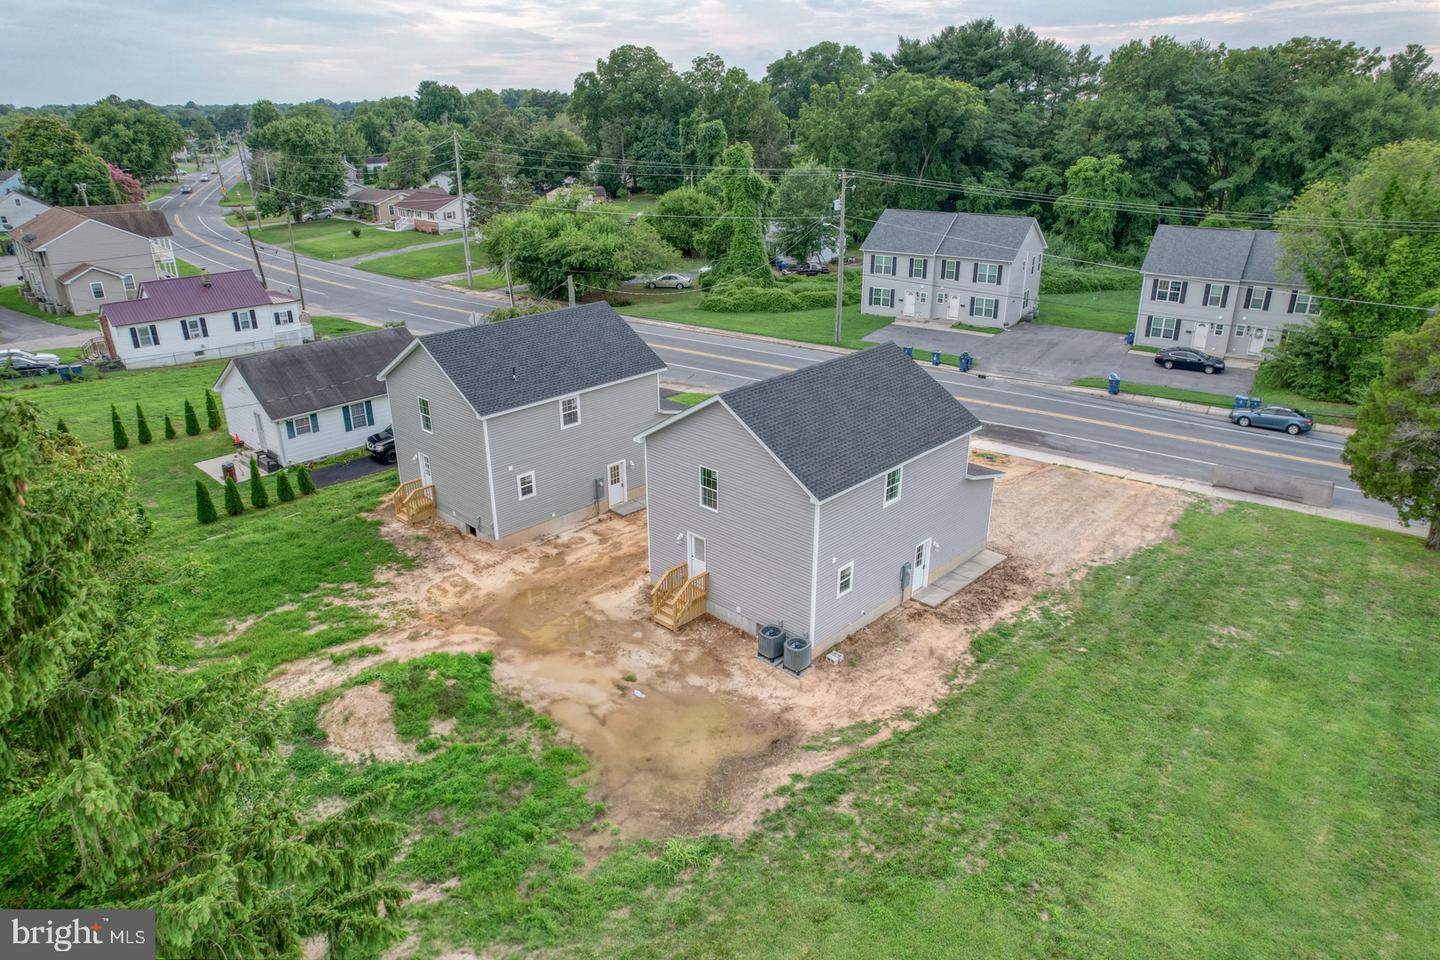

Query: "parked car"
left=792, top=262, right=829, bottom=276
left=366, top=425, right=396, bottom=463
left=1230, top=405, right=1313, bottom=435
left=1153, top=347, right=1226, bottom=374
left=180, top=183, right=194, bottom=194
left=0, top=348, right=61, bottom=376
left=646, top=273, right=691, bottom=289
left=302, top=207, right=335, bottom=222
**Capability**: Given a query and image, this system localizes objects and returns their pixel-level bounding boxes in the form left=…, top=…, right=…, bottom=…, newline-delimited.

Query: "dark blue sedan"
left=1230, top=405, right=1314, bottom=435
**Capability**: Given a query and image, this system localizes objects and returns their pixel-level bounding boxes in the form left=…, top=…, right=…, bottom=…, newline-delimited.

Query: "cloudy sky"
left=8, top=0, right=1438, bottom=106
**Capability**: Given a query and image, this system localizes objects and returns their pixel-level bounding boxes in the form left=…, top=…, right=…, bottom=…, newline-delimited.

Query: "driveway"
left=310, top=454, right=392, bottom=489
left=864, top=322, right=1257, bottom=394
left=0, top=305, right=94, bottom=350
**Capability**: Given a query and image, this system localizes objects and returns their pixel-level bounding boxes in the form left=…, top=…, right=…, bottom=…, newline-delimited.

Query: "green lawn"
left=144, top=182, right=175, bottom=203
left=950, top=321, right=1000, bottom=335
left=248, top=220, right=455, bottom=260
left=174, top=258, right=203, bottom=277
left=218, top=181, right=254, bottom=207
left=356, top=242, right=495, bottom=281
left=1074, top=369, right=1360, bottom=427
left=1037, top=287, right=1141, bottom=334
left=624, top=299, right=885, bottom=351
left=310, top=314, right=378, bottom=338
left=0, top=284, right=98, bottom=331
left=668, top=391, right=712, bottom=407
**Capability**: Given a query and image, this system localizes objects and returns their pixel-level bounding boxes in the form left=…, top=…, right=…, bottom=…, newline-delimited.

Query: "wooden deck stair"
left=651, top=562, right=709, bottom=631
left=392, top=477, right=436, bottom=524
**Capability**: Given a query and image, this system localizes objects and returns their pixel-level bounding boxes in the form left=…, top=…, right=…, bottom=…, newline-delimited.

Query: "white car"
left=646, top=273, right=691, bottom=289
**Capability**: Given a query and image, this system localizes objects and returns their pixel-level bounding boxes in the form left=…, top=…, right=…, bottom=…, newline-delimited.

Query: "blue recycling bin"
left=56, top=364, right=84, bottom=382
left=959, top=351, right=972, bottom=372
left=1125, top=331, right=1135, bottom=346
left=903, top=346, right=913, bottom=358
left=1107, top=372, right=1121, bottom=396
left=931, top=351, right=941, bottom=366
left=1249, top=396, right=1262, bottom=411
left=1234, top=394, right=1249, bottom=410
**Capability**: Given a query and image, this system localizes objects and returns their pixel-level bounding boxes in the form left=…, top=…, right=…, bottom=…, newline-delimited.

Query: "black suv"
left=365, top=426, right=396, bottom=463
left=1153, top=347, right=1225, bottom=374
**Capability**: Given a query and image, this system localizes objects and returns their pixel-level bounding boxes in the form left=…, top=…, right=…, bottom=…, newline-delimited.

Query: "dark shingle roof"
left=1142, top=225, right=1303, bottom=284
left=860, top=209, right=1040, bottom=261
left=719, top=343, right=982, bottom=502
left=229, top=326, right=414, bottom=421
left=415, top=302, right=665, bottom=417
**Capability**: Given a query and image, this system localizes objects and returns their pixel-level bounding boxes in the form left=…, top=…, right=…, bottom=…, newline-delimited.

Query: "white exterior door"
left=948, top=297, right=961, bottom=321
left=418, top=452, right=432, bottom=486
left=253, top=412, right=266, bottom=449
left=913, top=539, right=932, bottom=590
left=686, top=533, right=707, bottom=579
left=902, top=292, right=917, bottom=316
left=1191, top=322, right=1208, bottom=348
left=607, top=460, right=627, bottom=507
left=1250, top=327, right=1266, bottom=354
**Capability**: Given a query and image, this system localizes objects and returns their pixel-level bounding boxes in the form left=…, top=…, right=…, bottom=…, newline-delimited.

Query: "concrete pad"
left=195, top=451, right=254, bottom=483
left=913, top=549, right=1008, bottom=608
left=611, top=498, right=647, bottom=517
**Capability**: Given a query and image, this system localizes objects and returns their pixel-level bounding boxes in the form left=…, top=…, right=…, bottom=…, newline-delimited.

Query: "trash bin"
left=1234, top=394, right=1249, bottom=410
left=1249, top=396, right=1262, bottom=411
left=1125, top=331, right=1135, bottom=346
left=56, top=364, right=84, bottom=382
left=959, top=351, right=972, bottom=372
left=1107, top=372, right=1121, bottom=396
left=903, top=346, right=913, bottom=359
left=931, top=350, right=941, bottom=366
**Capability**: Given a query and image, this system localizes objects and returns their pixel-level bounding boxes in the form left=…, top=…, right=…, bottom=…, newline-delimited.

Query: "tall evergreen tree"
left=183, top=400, right=201, bottom=436
left=195, top=479, right=218, bottom=524
left=294, top=465, right=317, bottom=495
left=164, top=415, right=177, bottom=440
left=223, top=476, right=245, bottom=516
left=135, top=404, right=152, bottom=445
left=276, top=469, right=296, bottom=502
left=249, top=457, right=270, bottom=509
left=205, top=392, right=223, bottom=431
left=110, top=404, right=129, bottom=450
left=55, top=418, right=68, bottom=434
left=0, top=397, right=403, bottom=957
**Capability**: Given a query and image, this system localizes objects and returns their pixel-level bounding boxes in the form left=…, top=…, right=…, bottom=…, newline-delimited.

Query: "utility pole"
left=238, top=143, right=252, bottom=194
left=833, top=169, right=849, bottom=345
left=452, top=130, right=475, bottom=289
left=285, top=220, right=306, bottom=309
left=235, top=197, right=267, bottom=288
left=504, top=259, right=515, bottom=308
left=76, top=182, right=89, bottom=206
left=566, top=274, right=576, bottom=307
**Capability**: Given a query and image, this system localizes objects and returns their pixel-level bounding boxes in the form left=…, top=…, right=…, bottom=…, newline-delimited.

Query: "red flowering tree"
left=107, top=162, right=145, bottom=204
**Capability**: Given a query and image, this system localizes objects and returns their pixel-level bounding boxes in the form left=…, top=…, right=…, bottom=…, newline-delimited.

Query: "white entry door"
left=902, top=292, right=917, bottom=316
left=1191, top=322, right=1209, bottom=348
left=253, top=412, right=266, bottom=449
left=1250, top=327, right=1267, bottom=354
left=607, top=460, right=627, bottom=507
left=686, top=532, right=707, bottom=579
left=418, top=452, right=432, bottom=486
left=913, top=539, right=932, bottom=590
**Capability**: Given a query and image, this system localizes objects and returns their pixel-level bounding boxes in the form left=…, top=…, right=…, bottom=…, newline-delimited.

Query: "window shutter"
left=869, top=255, right=876, bottom=273
left=129, top=327, right=140, bottom=348
left=286, top=419, right=296, bottom=439
left=309, top=413, right=318, bottom=433
left=1220, top=286, right=1229, bottom=307
left=921, top=259, right=927, bottom=279
left=1179, top=282, right=1188, bottom=303
left=149, top=324, right=159, bottom=345
left=995, top=265, right=1002, bottom=284
left=972, top=263, right=979, bottom=283
left=364, top=399, right=373, bottom=423
left=232, top=311, right=241, bottom=332
left=1244, top=286, right=1254, bottom=309
left=342, top=406, right=352, bottom=431
left=969, top=297, right=977, bottom=317
left=1286, top=291, right=1297, bottom=314
left=199, top=317, right=209, bottom=337
left=1203, top=283, right=1211, bottom=304
left=1145, top=316, right=1155, bottom=337
left=180, top=319, right=190, bottom=341
left=1262, top=288, right=1272, bottom=310
left=1151, top=278, right=1159, bottom=300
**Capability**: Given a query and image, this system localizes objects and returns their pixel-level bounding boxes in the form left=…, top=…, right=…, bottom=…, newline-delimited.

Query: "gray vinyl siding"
left=812, top=435, right=989, bottom=647
left=644, top=402, right=815, bottom=635
left=1134, top=271, right=1310, bottom=356
left=486, top=373, right=664, bottom=537
left=384, top=349, right=493, bottom=535
left=22, top=220, right=163, bottom=314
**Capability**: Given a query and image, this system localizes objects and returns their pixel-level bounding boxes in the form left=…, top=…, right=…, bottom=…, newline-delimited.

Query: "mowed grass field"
left=1036, top=286, right=1142, bottom=334
left=248, top=219, right=455, bottom=260
left=356, top=241, right=498, bottom=283
left=623, top=299, right=887, bottom=351
left=537, top=503, right=1439, bottom=959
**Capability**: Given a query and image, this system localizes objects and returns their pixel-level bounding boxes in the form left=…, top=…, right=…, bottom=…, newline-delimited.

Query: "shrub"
left=276, top=469, right=296, bottom=502
left=294, top=465, right=316, bottom=495
left=135, top=404, right=152, bottom=445
left=110, top=405, right=129, bottom=450
left=55, top=418, right=68, bottom=434
left=351, top=226, right=362, bottom=238
left=223, top=476, right=245, bottom=515
left=249, top=457, right=270, bottom=508
left=205, top=392, right=222, bottom=431
left=701, top=284, right=803, bottom=313
left=183, top=400, right=201, bottom=436
left=164, top=415, right=177, bottom=440
left=195, top=479, right=218, bottom=524
left=486, top=300, right=559, bottom=322
left=1039, top=264, right=1138, bottom=295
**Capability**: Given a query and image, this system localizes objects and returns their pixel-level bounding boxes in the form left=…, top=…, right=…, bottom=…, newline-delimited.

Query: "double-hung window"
left=868, top=287, right=894, bottom=308
left=185, top=317, right=205, bottom=339
left=347, top=401, right=371, bottom=429
left=517, top=471, right=536, bottom=500
left=970, top=297, right=998, bottom=320
left=699, top=465, right=719, bottom=511
left=122, top=274, right=136, bottom=292
left=837, top=563, right=854, bottom=598
left=870, top=254, right=896, bottom=276
left=274, top=309, right=296, bottom=325
left=1203, top=284, right=1226, bottom=307
left=1244, top=286, right=1272, bottom=311
left=974, top=262, right=1000, bottom=284
left=941, top=259, right=959, bottom=281
left=292, top=415, right=314, bottom=437
left=560, top=396, right=580, bottom=428
left=418, top=397, right=432, bottom=432
left=884, top=467, right=902, bottom=505
left=233, top=309, right=257, bottom=331
left=1153, top=279, right=1186, bottom=303
left=1290, top=292, right=1321, bottom=316
left=1145, top=315, right=1180, bottom=340
left=134, top=325, right=157, bottom=347
left=908, top=257, right=928, bottom=279
left=89, top=281, right=105, bottom=300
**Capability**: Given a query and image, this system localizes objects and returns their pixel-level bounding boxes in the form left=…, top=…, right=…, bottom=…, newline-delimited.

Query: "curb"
left=970, top=438, right=1417, bottom=539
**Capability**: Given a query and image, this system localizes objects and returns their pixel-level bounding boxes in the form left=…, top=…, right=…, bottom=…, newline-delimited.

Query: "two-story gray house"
left=12, top=204, right=177, bottom=315
left=1133, top=225, right=1321, bottom=357
left=377, top=302, right=667, bottom=543
left=860, top=209, right=1046, bottom=329
left=638, top=343, right=999, bottom=653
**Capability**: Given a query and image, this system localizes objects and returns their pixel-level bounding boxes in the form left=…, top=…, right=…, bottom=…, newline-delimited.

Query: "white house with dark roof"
left=378, top=302, right=667, bottom=542
left=637, top=343, right=999, bottom=652
left=393, top=188, right=466, bottom=232
left=1134, top=225, right=1321, bottom=357
left=860, top=209, right=1046, bottom=328
left=215, top=326, right=414, bottom=466
left=98, top=269, right=305, bottom=369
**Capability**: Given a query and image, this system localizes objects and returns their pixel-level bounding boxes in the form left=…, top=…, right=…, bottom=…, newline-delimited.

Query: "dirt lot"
left=270, top=453, right=1188, bottom=839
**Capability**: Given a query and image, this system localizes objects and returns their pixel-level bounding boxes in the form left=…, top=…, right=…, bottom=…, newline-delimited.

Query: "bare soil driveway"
left=866, top=322, right=1258, bottom=394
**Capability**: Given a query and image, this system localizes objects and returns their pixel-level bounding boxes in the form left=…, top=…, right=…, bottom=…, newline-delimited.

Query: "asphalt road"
left=152, top=161, right=1390, bottom=523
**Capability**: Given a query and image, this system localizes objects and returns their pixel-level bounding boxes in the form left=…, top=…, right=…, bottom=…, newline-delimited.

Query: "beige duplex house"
left=12, top=205, right=177, bottom=315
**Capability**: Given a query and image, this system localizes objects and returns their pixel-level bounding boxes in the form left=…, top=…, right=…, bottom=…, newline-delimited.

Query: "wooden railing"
left=651, top=562, right=709, bottom=631
left=392, top=478, right=436, bottom=524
